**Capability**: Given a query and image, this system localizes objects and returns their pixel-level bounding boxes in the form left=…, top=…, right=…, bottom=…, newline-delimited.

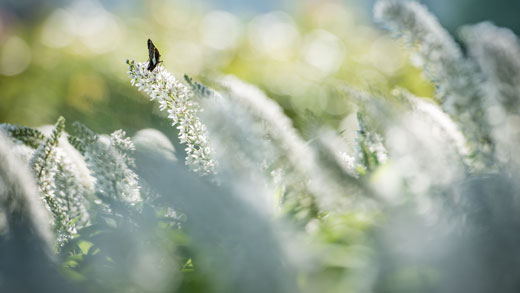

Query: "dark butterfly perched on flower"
left=147, top=39, right=162, bottom=71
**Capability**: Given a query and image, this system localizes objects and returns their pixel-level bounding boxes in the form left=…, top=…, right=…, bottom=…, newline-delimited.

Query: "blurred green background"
left=1, top=0, right=517, bottom=135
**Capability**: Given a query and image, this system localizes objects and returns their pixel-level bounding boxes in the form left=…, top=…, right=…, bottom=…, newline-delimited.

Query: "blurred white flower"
left=219, top=75, right=351, bottom=210
left=200, top=10, right=240, bottom=51
left=248, top=11, right=300, bottom=60
left=301, top=30, right=345, bottom=75
left=374, top=0, right=488, bottom=158
left=40, top=0, right=122, bottom=54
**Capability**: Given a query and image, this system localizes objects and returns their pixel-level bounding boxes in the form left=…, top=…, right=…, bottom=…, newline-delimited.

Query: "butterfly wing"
left=154, top=47, right=161, bottom=62
left=147, top=39, right=160, bottom=71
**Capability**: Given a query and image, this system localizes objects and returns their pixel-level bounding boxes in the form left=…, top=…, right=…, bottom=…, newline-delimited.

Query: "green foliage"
left=355, top=113, right=387, bottom=174
left=67, top=122, right=98, bottom=156
left=184, top=74, right=215, bottom=99
left=68, top=122, right=140, bottom=204
left=31, top=116, right=65, bottom=180
left=0, top=124, right=46, bottom=149
left=28, top=116, right=73, bottom=245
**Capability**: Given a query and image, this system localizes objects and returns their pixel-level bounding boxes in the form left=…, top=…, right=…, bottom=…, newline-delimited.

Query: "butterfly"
left=147, top=39, right=162, bottom=71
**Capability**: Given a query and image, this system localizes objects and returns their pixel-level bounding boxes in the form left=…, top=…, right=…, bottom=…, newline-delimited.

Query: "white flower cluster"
left=127, top=60, right=215, bottom=175
left=53, top=151, right=91, bottom=231
left=31, top=140, right=60, bottom=202
left=0, top=131, right=54, bottom=253
left=111, top=129, right=136, bottom=152
left=28, top=117, right=77, bottom=246
left=218, top=75, right=352, bottom=210
left=462, top=22, right=520, bottom=111
left=86, top=130, right=141, bottom=204
left=2, top=119, right=95, bottom=247
left=374, top=0, right=488, bottom=154
left=373, top=1, right=472, bottom=105
left=340, top=152, right=356, bottom=172
left=399, top=89, right=470, bottom=159
left=461, top=22, right=520, bottom=166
